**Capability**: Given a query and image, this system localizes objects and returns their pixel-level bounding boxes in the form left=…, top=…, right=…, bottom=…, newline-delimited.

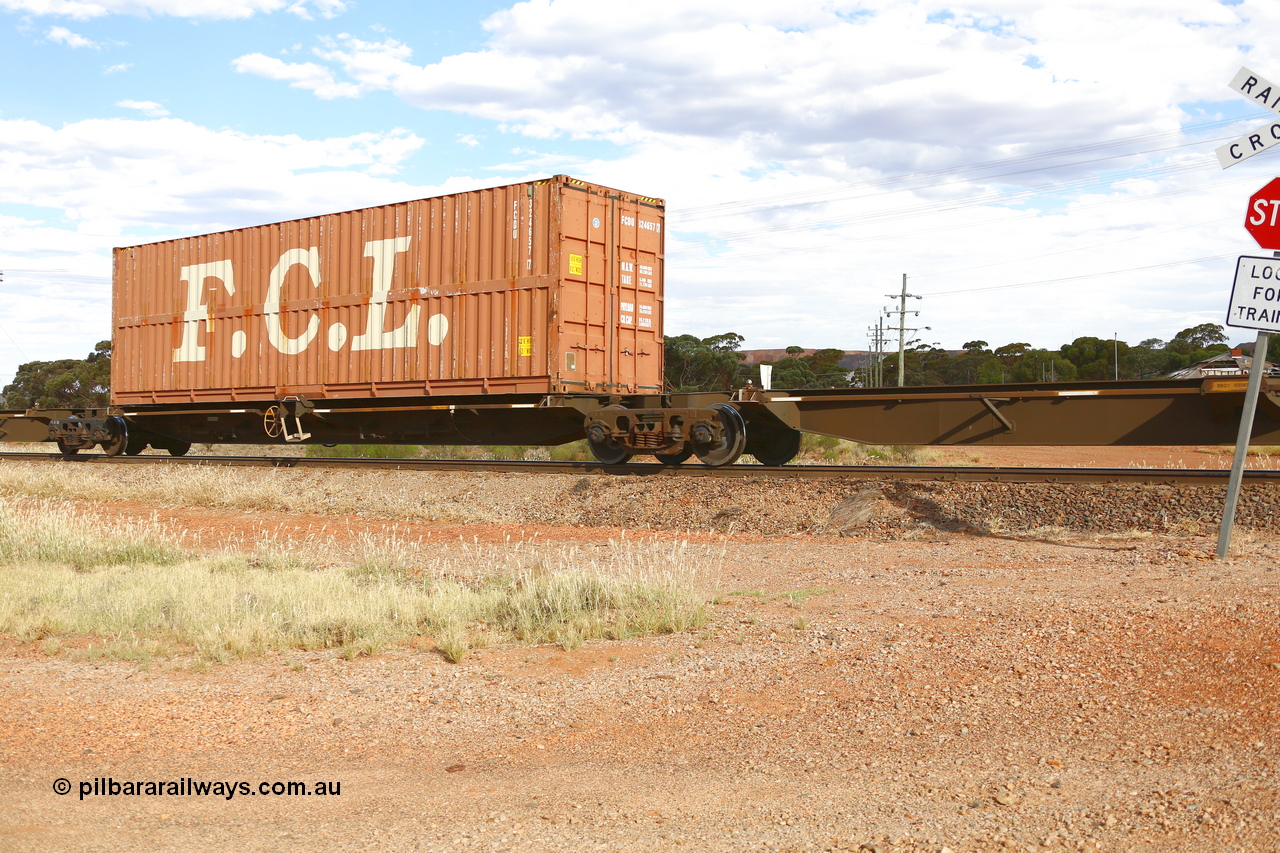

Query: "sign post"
left=1214, top=66, right=1280, bottom=557
left=1215, top=329, right=1270, bottom=560
left=1218, top=254, right=1280, bottom=558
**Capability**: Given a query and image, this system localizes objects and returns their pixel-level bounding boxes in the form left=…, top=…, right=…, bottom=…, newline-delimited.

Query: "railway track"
left=1, top=451, right=1275, bottom=486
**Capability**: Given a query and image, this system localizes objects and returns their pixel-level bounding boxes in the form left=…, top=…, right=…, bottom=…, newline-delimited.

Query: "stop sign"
left=1246, top=177, right=1280, bottom=249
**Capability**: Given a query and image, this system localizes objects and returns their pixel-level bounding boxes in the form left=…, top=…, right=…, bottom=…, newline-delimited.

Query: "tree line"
left=0, top=324, right=1239, bottom=407
left=662, top=323, right=1236, bottom=391
left=1, top=341, right=112, bottom=408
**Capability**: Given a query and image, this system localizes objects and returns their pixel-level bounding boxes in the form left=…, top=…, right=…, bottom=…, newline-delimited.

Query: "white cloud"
left=45, top=24, right=97, bottom=47
left=1, top=0, right=344, bottom=20
left=0, top=117, right=428, bottom=232
left=103, top=61, right=131, bottom=73
left=222, top=0, right=1271, bottom=354
left=0, top=116, right=434, bottom=385
left=231, top=34, right=413, bottom=100
left=285, top=0, right=344, bottom=21
left=239, top=0, right=1263, bottom=176
left=115, top=99, right=168, bottom=116
left=231, top=52, right=360, bottom=99
left=9, top=0, right=1280, bottom=375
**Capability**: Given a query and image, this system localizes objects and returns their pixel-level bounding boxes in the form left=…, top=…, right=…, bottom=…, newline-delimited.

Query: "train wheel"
left=587, top=405, right=633, bottom=464
left=100, top=417, right=128, bottom=457
left=165, top=440, right=192, bottom=457
left=747, top=426, right=802, bottom=467
left=124, top=438, right=147, bottom=456
left=55, top=438, right=80, bottom=457
left=588, top=435, right=632, bottom=465
left=654, top=448, right=693, bottom=465
left=693, top=403, right=746, bottom=468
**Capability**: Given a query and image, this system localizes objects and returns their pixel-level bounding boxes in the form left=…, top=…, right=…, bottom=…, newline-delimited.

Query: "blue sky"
left=2, top=0, right=1280, bottom=390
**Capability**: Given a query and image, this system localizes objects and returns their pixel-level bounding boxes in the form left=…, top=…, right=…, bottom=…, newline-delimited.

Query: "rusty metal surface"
left=739, top=378, right=1280, bottom=446
left=112, top=175, right=664, bottom=405
left=2, top=451, right=1277, bottom=486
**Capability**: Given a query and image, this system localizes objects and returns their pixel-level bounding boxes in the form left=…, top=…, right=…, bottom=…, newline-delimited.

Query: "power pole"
left=866, top=325, right=876, bottom=387
left=885, top=273, right=924, bottom=387
left=877, top=316, right=884, bottom=387
left=867, top=317, right=888, bottom=387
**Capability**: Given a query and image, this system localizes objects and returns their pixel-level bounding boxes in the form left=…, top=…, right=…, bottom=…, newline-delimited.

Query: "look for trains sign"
left=1226, top=255, right=1280, bottom=332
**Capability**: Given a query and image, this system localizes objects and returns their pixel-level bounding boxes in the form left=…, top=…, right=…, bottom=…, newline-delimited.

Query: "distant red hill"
left=737, top=349, right=877, bottom=369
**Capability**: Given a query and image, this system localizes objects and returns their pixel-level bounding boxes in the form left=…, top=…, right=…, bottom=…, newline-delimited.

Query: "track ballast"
left=0, top=451, right=1275, bottom=486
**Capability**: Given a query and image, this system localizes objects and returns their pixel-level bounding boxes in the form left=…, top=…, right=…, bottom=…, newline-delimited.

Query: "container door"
left=613, top=198, right=664, bottom=392
left=556, top=184, right=615, bottom=391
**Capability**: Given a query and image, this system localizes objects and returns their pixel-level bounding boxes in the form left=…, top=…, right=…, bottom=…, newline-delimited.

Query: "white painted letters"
left=173, top=236, right=435, bottom=360
left=1249, top=198, right=1280, bottom=227
left=173, top=260, right=235, bottom=363
left=265, top=247, right=322, bottom=356
left=352, top=237, right=420, bottom=351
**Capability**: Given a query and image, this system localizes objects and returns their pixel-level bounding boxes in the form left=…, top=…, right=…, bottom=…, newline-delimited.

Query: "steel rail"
left=1, top=451, right=1276, bottom=486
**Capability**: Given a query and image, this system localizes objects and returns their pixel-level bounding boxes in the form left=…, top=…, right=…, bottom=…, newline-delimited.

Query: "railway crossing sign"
left=1216, top=67, right=1280, bottom=558
left=1245, top=177, right=1280, bottom=249
left=1216, top=67, right=1280, bottom=168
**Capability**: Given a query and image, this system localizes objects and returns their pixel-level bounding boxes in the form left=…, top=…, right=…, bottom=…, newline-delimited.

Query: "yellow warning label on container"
left=518, top=336, right=532, bottom=357
left=569, top=253, right=584, bottom=276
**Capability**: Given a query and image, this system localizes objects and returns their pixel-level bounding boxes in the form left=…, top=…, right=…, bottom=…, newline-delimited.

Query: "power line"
left=672, top=171, right=1260, bottom=266
left=909, top=216, right=1237, bottom=280
left=0, top=269, right=32, bottom=363
left=917, top=254, right=1236, bottom=298
left=671, top=116, right=1250, bottom=223
left=676, top=157, right=1210, bottom=246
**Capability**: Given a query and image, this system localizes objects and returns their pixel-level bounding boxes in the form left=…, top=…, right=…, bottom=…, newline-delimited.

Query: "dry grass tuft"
left=0, top=497, right=184, bottom=569
left=0, top=461, right=499, bottom=524
left=0, top=499, right=717, bottom=662
left=825, top=488, right=908, bottom=535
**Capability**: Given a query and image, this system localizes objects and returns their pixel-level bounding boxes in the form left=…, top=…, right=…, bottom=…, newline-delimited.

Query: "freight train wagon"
left=8, top=175, right=791, bottom=466
left=4, top=175, right=1278, bottom=465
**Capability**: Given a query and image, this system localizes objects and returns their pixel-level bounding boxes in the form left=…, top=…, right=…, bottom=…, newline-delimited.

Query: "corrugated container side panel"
left=484, top=189, right=496, bottom=281
left=372, top=204, right=394, bottom=387
left=112, top=177, right=661, bottom=404
left=338, top=209, right=360, bottom=387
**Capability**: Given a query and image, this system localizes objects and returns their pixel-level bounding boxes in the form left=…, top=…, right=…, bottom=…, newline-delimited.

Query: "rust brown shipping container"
left=111, top=175, right=665, bottom=405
